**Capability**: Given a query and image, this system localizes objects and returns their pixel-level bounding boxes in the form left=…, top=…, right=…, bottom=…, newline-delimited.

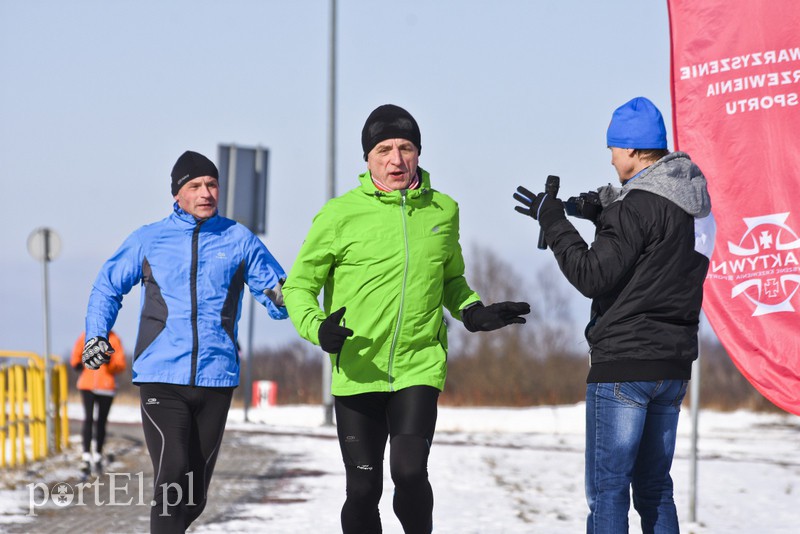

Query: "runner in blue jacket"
left=81, top=150, right=287, bottom=534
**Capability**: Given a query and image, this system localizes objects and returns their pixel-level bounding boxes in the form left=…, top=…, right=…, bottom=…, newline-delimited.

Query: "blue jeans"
left=585, top=380, right=688, bottom=534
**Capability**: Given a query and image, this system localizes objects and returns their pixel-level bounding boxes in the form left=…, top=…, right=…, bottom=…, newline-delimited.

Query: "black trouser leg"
left=390, top=434, right=434, bottom=533
left=183, top=387, right=233, bottom=528
left=387, top=386, right=438, bottom=534
left=80, top=390, right=96, bottom=454
left=335, top=392, right=388, bottom=534
left=93, top=394, right=114, bottom=453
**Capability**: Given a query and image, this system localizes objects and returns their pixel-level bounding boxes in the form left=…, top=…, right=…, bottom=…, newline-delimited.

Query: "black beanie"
left=361, top=104, right=422, bottom=161
left=171, top=151, right=219, bottom=196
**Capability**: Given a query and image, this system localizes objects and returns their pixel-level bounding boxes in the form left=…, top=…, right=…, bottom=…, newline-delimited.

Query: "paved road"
left=3, top=419, right=282, bottom=534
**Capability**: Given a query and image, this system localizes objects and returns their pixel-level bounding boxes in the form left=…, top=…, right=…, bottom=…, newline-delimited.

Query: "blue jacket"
left=85, top=203, right=288, bottom=387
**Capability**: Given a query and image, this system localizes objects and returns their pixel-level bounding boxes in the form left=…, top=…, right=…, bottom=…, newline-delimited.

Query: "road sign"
left=217, top=144, right=269, bottom=235
left=27, top=227, right=61, bottom=262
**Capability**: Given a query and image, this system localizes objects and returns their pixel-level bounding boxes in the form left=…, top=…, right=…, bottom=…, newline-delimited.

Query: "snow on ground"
left=218, top=404, right=800, bottom=533
left=3, top=403, right=800, bottom=533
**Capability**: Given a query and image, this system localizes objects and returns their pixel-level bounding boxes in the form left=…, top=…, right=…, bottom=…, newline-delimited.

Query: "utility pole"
left=322, top=0, right=337, bottom=426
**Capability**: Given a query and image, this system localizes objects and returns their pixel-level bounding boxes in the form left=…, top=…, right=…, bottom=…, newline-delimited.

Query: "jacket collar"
left=621, top=152, right=711, bottom=217
left=171, top=201, right=218, bottom=227
left=357, top=168, right=432, bottom=203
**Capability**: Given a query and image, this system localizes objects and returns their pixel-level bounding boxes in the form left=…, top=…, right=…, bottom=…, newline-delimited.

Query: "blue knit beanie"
left=606, top=97, right=668, bottom=149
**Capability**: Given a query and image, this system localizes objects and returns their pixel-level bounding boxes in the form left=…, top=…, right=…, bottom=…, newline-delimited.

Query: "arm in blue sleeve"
left=244, top=233, right=289, bottom=320
left=85, top=232, right=145, bottom=338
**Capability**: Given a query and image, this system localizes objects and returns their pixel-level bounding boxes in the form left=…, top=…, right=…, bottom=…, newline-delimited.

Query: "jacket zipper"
left=189, top=220, right=205, bottom=386
left=387, top=190, right=410, bottom=391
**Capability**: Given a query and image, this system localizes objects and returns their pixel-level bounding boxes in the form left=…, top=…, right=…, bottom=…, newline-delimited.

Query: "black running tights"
left=139, top=383, right=233, bottom=534
left=334, top=385, right=439, bottom=534
left=80, top=390, right=114, bottom=454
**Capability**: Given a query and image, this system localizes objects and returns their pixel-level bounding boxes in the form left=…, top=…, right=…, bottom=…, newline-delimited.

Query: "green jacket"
left=283, top=169, right=481, bottom=395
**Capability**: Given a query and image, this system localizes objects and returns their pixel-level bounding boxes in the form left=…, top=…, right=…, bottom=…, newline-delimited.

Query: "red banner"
left=668, top=1, right=800, bottom=413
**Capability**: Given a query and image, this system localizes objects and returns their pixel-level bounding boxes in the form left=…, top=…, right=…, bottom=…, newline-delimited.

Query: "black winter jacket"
left=542, top=152, right=713, bottom=383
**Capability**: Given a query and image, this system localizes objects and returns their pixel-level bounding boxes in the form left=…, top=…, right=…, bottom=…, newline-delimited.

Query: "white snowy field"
left=215, top=404, right=800, bottom=534
left=3, top=402, right=800, bottom=533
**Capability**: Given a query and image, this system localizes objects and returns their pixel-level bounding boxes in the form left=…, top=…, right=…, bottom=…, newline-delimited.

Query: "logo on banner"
left=709, top=212, right=800, bottom=316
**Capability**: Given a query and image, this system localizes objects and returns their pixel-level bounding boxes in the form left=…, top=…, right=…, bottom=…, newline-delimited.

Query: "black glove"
left=513, top=186, right=566, bottom=227
left=318, top=307, right=354, bottom=354
left=73, top=362, right=84, bottom=372
left=82, top=336, right=114, bottom=370
left=461, top=302, right=531, bottom=332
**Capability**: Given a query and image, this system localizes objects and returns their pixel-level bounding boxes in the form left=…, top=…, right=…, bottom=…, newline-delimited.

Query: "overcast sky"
left=0, top=1, right=676, bottom=357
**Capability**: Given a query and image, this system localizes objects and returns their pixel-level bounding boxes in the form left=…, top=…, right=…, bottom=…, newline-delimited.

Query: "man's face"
left=367, top=138, right=419, bottom=190
left=609, top=147, right=637, bottom=183
left=174, top=175, right=219, bottom=219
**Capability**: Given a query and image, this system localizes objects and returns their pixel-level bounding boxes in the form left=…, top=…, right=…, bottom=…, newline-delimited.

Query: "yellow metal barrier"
left=0, top=351, right=69, bottom=468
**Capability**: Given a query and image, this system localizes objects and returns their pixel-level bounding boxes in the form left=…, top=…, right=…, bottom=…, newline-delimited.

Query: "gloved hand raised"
left=461, top=302, right=531, bottom=332
left=318, top=307, right=354, bottom=354
left=513, top=186, right=566, bottom=227
left=82, top=336, right=115, bottom=370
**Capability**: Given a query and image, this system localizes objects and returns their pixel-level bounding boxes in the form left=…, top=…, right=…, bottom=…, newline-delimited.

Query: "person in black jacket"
left=514, top=96, right=714, bottom=534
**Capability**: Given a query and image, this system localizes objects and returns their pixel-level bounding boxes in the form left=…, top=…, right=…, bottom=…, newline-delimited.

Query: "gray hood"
left=597, top=152, right=712, bottom=218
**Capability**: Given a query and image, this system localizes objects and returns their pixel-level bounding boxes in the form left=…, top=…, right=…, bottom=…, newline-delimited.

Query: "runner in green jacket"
left=283, top=104, right=530, bottom=534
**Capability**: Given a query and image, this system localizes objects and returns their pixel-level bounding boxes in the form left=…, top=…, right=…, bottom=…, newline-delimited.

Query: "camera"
left=564, top=191, right=603, bottom=223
